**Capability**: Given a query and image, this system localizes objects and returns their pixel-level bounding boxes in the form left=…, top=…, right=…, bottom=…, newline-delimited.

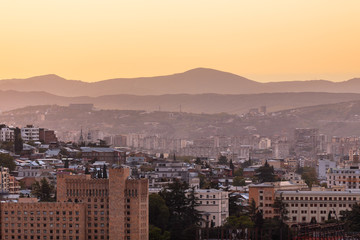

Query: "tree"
left=159, top=180, right=202, bottom=240
left=0, top=153, right=16, bottom=172
left=229, top=159, right=235, bottom=175
left=14, top=127, right=23, bottom=155
left=298, top=167, right=318, bottom=188
left=342, top=203, right=360, bottom=232
left=149, top=194, right=170, bottom=231
left=85, top=166, right=90, bottom=174
left=225, top=215, right=254, bottom=229
left=218, top=155, right=228, bottom=165
left=64, top=158, right=69, bottom=168
left=102, top=165, right=108, bottom=178
left=31, top=178, right=55, bottom=202
left=97, top=170, right=102, bottom=178
left=234, top=168, right=243, bottom=177
left=256, top=161, right=276, bottom=183
left=149, top=225, right=170, bottom=240
left=195, top=157, right=202, bottom=165
left=159, top=153, right=164, bottom=159
left=233, top=176, right=246, bottom=186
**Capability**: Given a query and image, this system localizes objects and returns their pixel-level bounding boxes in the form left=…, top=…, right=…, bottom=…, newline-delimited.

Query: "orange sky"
left=0, top=0, right=359, bottom=82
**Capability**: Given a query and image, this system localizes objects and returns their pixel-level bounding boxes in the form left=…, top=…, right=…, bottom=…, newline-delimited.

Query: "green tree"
left=195, top=157, right=202, bottom=165
left=234, top=168, right=243, bottom=177
left=14, top=127, right=23, bottom=155
left=225, top=215, right=254, bottom=229
left=31, top=178, right=55, bottom=202
left=64, top=158, right=69, bottom=168
left=256, top=161, right=276, bottom=183
left=149, top=194, right=170, bottom=231
left=298, top=167, right=318, bottom=188
left=97, top=169, right=102, bottom=178
left=0, top=153, right=16, bottom=171
left=342, top=203, right=360, bottom=232
left=229, top=159, right=235, bottom=175
left=159, top=180, right=202, bottom=240
left=233, top=176, right=246, bottom=186
left=149, top=225, right=170, bottom=240
left=218, top=155, right=228, bottom=165
left=102, top=165, right=108, bottom=178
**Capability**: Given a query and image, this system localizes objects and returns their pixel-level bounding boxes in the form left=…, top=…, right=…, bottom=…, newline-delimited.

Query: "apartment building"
left=278, top=189, right=360, bottom=225
left=21, top=125, right=40, bottom=142
left=0, top=167, right=20, bottom=194
left=81, top=147, right=125, bottom=165
left=248, top=181, right=308, bottom=219
left=194, top=189, right=229, bottom=228
left=0, top=168, right=149, bottom=240
left=0, top=127, right=14, bottom=142
left=327, top=167, right=360, bottom=189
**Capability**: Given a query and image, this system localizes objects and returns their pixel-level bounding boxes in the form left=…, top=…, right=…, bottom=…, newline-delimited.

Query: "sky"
left=0, top=0, right=359, bottom=82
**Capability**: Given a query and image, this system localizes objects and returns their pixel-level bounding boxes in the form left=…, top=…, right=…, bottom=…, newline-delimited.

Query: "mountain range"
left=1, top=68, right=360, bottom=97
left=3, top=90, right=360, bottom=114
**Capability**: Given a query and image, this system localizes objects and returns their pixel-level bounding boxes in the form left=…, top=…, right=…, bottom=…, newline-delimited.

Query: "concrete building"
left=318, top=158, right=336, bottom=180
left=81, top=147, right=125, bottom=165
left=0, top=127, right=14, bottom=142
left=249, top=181, right=308, bottom=219
left=278, top=189, right=360, bottom=225
left=0, top=168, right=149, bottom=240
left=327, top=167, right=360, bottom=189
left=39, top=128, right=58, bottom=144
left=194, top=189, right=229, bottom=228
left=21, top=125, right=40, bottom=142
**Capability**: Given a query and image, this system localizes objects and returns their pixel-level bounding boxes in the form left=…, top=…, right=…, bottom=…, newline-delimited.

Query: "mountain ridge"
left=1, top=68, right=360, bottom=97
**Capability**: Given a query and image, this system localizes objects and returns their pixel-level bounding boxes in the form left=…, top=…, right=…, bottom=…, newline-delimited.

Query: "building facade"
left=194, top=189, right=229, bottom=228
left=278, top=190, right=360, bottom=225
left=0, top=168, right=149, bottom=240
left=327, top=167, right=360, bottom=189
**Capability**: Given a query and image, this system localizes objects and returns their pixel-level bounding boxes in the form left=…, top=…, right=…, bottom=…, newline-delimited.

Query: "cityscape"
left=1, top=1, right=360, bottom=240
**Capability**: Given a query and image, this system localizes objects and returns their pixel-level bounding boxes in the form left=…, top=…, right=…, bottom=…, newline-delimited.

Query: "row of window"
left=283, top=196, right=356, bottom=201
left=3, top=211, right=80, bottom=215
left=3, top=217, right=80, bottom=222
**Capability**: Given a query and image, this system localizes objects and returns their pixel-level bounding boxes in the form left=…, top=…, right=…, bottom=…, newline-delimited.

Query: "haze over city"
left=1, top=1, right=360, bottom=240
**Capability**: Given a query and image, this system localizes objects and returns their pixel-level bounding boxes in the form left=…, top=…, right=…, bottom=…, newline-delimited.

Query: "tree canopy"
left=256, top=161, right=276, bottom=183
left=0, top=153, right=16, bottom=172
left=31, top=178, right=55, bottom=202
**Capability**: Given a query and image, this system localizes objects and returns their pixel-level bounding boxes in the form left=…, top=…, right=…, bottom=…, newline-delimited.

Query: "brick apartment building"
left=0, top=168, right=149, bottom=240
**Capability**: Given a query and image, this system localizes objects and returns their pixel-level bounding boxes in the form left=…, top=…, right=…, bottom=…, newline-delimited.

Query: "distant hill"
left=3, top=90, right=360, bottom=114
left=3, top=100, right=360, bottom=139
left=1, top=68, right=360, bottom=97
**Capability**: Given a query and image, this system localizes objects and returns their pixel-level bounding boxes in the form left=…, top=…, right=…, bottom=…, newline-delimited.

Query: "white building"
left=278, top=189, right=360, bottom=225
left=327, top=167, right=360, bottom=189
left=259, top=138, right=271, bottom=150
left=21, top=125, right=39, bottom=141
left=0, top=127, right=14, bottom=142
left=318, top=159, right=336, bottom=180
left=194, top=189, right=229, bottom=227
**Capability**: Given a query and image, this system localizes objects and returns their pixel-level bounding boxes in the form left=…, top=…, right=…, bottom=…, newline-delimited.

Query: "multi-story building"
left=0, top=127, right=14, bottom=142
left=194, top=189, right=229, bottom=228
left=249, top=181, right=308, bottom=219
left=278, top=189, right=360, bottom=225
left=81, top=147, right=125, bottom=164
left=39, top=128, right=58, bottom=144
left=21, top=125, right=40, bottom=142
left=318, top=158, right=336, bottom=180
left=0, top=168, right=149, bottom=240
left=0, top=167, right=19, bottom=194
left=327, top=167, right=360, bottom=189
